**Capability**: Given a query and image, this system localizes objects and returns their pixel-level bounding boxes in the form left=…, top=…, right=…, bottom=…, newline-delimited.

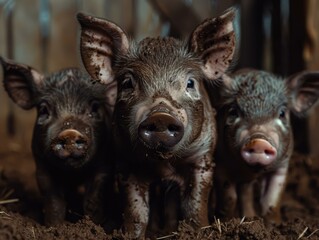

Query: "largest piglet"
left=213, top=69, right=319, bottom=223
left=77, top=8, right=236, bottom=239
left=1, top=57, right=114, bottom=226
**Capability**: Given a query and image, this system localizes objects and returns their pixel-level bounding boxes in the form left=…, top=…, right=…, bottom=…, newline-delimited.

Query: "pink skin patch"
left=241, top=138, right=277, bottom=166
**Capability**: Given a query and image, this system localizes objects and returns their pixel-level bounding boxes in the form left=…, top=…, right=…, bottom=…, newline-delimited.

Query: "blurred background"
left=1, top=0, right=319, bottom=185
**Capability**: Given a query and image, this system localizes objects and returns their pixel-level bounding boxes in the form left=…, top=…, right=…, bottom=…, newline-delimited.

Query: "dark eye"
left=90, top=100, right=100, bottom=114
left=37, top=102, right=50, bottom=124
left=187, top=78, right=195, bottom=89
left=90, top=100, right=102, bottom=119
left=122, top=75, right=135, bottom=89
left=229, top=107, right=239, bottom=118
left=279, top=108, right=287, bottom=119
left=226, top=106, right=240, bottom=125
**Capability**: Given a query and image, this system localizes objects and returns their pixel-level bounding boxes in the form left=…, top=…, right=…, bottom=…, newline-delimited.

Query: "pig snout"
left=51, top=129, right=89, bottom=159
left=241, top=138, right=277, bottom=166
left=138, top=112, right=184, bottom=151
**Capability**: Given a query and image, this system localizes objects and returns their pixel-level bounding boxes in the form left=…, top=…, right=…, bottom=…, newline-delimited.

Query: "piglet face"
left=217, top=70, right=319, bottom=172
left=36, top=70, right=108, bottom=168
left=1, top=58, right=110, bottom=169
left=113, top=38, right=208, bottom=157
left=77, top=8, right=237, bottom=160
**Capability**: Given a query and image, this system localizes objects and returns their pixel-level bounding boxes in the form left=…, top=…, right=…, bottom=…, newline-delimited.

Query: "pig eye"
left=90, top=101, right=100, bottom=113
left=38, top=102, right=50, bottom=124
left=226, top=106, right=240, bottom=125
left=228, top=107, right=239, bottom=118
left=279, top=108, right=287, bottom=119
left=186, top=78, right=195, bottom=89
left=122, top=75, right=135, bottom=89
left=90, top=100, right=102, bottom=119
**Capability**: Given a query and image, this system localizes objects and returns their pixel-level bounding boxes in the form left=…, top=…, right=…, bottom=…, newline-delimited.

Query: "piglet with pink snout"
left=212, top=69, right=319, bottom=223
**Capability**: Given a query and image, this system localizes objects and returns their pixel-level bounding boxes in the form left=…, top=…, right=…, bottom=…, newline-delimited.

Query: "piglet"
left=1, top=57, right=114, bottom=226
left=77, top=7, right=237, bottom=239
left=212, top=69, right=319, bottom=223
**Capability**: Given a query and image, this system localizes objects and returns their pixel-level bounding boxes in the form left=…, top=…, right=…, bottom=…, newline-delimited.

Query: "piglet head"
left=217, top=69, right=319, bottom=172
left=1, top=57, right=110, bottom=169
left=77, top=8, right=236, bottom=159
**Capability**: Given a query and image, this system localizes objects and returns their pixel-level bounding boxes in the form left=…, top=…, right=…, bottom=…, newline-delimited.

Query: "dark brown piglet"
left=212, top=69, right=319, bottom=223
left=77, top=7, right=237, bottom=239
left=1, top=57, right=114, bottom=227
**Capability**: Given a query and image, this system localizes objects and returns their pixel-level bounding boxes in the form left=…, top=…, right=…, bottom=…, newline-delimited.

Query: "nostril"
left=248, top=148, right=254, bottom=154
left=265, top=149, right=276, bottom=156
left=75, top=139, right=87, bottom=149
left=53, top=142, right=65, bottom=151
left=168, top=124, right=181, bottom=132
left=145, top=124, right=156, bottom=132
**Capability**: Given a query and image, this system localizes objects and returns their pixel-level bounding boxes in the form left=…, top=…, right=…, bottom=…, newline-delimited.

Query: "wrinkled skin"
left=77, top=7, right=237, bottom=239
left=212, top=70, right=319, bottom=223
left=1, top=57, right=114, bottom=227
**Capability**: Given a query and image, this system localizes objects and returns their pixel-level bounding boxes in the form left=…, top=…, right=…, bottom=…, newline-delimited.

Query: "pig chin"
left=48, top=148, right=92, bottom=169
left=137, top=136, right=180, bottom=159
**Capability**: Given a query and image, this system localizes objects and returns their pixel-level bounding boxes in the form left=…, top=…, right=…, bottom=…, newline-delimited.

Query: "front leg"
left=120, top=174, right=150, bottom=239
left=260, top=166, right=288, bottom=223
left=36, top=164, right=66, bottom=226
left=84, top=171, right=112, bottom=226
left=238, top=182, right=256, bottom=217
left=181, top=156, right=213, bottom=227
left=214, top=166, right=237, bottom=219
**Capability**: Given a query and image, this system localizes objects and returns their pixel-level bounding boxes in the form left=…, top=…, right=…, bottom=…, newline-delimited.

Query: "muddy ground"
left=0, top=144, right=319, bottom=239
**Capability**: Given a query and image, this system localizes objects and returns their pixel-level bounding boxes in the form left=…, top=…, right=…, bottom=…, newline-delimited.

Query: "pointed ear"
left=189, top=7, right=237, bottom=80
left=287, top=71, right=319, bottom=115
left=77, top=12, right=129, bottom=85
left=1, top=57, right=44, bottom=110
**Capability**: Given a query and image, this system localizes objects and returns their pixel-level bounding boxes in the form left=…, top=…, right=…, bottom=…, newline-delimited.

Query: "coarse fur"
left=212, top=69, right=319, bottom=223
left=1, top=57, right=114, bottom=228
left=77, top=8, right=237, bottom=239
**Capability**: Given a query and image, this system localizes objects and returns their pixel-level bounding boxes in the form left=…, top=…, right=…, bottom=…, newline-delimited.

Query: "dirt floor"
left=0, top=143, right=319, bottom=240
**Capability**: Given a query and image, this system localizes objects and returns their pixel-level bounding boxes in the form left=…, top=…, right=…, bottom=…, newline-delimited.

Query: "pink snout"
left=241, top=138, right=277, bottom=166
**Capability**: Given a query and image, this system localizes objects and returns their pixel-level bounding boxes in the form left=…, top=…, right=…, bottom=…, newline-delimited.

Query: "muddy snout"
left=241, top=138, right=277, bottom=166
left=138, top=112, right=184, bottom=151
left=51, top=129, right=89, bottom=159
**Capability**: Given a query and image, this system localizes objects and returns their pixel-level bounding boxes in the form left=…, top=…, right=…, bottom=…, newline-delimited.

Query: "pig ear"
left=189, top=7, right=237, bottom=80
left=0, top=57, right=44, bottom=110
left=287, top=71, right=319, bottom=114
left=77, top=12, right=129, bottom=85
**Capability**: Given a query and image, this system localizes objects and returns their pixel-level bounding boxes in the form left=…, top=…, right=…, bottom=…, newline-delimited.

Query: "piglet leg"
left=181, top=156, right=213, bottom=226
left=215, top=166, right=237, bottom=219
left=121, top=174, right=150, bottom=239
left=36, top=165, right=66, bottom=226
left=260, top=165, right=288, bottom=223
left=84, top=171, right=112, bottom=225
left=238, top=182, right=256, bottom=217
